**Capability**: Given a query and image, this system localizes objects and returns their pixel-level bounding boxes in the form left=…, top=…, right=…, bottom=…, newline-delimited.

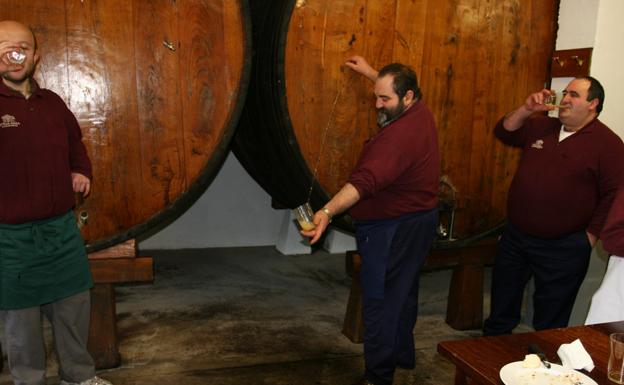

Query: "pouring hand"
left=300, top=211, right=330, bottom=244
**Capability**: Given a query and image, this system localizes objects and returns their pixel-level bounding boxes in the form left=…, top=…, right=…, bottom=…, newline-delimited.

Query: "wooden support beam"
left=88, top=284, right=120, bottom=369
left=87, top=255, right=153, bottom=369
left=342, top=252, right=364, bottom=343
left=86, top=240, right=153, bottom=369
left=88, top=239, right=137, bottom=260
left=446, top=264, right=485, bottom=330
left=342, top=238, right=497, bottom=343
left=89, top=256, right=153, bottom=284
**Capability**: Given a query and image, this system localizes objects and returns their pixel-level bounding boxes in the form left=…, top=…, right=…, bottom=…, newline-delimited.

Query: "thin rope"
left=306, top=78, right=349, bottom=203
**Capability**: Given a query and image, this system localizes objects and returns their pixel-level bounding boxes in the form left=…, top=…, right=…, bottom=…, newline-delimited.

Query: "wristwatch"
left=321, top=207, right=332, bottom=223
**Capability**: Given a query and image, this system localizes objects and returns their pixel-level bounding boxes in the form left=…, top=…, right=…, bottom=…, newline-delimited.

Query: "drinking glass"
left=6, top=48, right=26, bottom=64
left=293, top=202, right=316, bottom=231
left=609, top=333, right=624, bottom=384
left=544, top=91, right=558, bottom=107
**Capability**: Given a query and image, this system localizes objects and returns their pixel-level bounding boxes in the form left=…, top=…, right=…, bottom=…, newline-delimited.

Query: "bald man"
left=0, top=20, right=111, bottom=385
left=484, top=77, right=624, bottom=336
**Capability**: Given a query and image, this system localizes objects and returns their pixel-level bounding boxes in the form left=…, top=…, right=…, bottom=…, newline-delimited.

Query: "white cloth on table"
left=585, top=255, right=624, bottom=325
left=557, top=338, right=595, bottom=372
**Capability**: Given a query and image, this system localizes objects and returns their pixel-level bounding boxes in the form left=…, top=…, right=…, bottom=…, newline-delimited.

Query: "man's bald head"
left=0, top=20, right=40, bottom=87
left=0, top=20, right=37, bottom=51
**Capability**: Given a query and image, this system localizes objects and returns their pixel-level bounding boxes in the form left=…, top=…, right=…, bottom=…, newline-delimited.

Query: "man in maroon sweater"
left=302, top=56, right=439, bottom=385
left=0, top=20, right=111, bottom=385
left=483, top=77, right=624, bottom=336
left=585, top=185, right=624, bottom=324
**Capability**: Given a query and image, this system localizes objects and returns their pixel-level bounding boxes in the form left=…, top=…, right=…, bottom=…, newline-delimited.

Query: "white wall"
left=549, top=0, right=599, bottom=112
left=554, top=0, right=624, bottom=136
left=591, top=0, right=624, bottom=137
left=139, top=152, right=283, bottom=249
left=556, top=0, right=599, bottom=50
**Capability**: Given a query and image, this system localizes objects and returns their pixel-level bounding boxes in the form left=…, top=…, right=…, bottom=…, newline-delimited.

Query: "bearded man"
left=0, top=20, right=111, bottom=385
left=301, top=56, right=440, bottom=385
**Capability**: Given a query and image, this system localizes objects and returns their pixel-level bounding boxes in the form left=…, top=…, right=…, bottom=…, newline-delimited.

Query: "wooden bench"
left=0, top=239, right=153, bottom=371
left=342, top=237, right=497, bottom=343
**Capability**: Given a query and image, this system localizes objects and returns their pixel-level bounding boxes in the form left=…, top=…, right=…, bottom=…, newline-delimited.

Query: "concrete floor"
left=1, top=246, right=511, bottom=385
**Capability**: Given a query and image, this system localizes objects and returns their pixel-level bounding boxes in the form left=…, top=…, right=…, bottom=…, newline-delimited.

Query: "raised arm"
left=345, top=55, right=378, bottom=82
left=503, top=89, right=556, bottom=131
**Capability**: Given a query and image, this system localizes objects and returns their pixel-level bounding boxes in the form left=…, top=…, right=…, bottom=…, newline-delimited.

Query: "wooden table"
left=437, top=321, right=624, bottom=385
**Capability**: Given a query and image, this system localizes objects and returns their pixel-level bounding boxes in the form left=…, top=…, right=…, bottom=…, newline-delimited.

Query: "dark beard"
left=376, top=99, right=405, bottom=127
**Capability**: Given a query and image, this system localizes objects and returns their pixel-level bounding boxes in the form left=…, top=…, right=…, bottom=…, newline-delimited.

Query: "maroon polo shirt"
left=495, top=115, right=624, bottom=238
left=0, top=81, right=92, bottom=224
left=601, top=186, right=624, bottom=256
left=348, top=100, right=440, bottom=220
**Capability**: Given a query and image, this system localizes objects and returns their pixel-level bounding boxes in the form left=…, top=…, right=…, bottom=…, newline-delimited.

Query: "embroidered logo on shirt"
left=530, top=139, right=544, bottom=149
left=0, top=114, right=20, bottom=128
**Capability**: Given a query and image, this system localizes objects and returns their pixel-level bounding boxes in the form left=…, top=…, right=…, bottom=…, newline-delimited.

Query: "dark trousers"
left=355, top=209, right=438, bottom=385
left=483, top=223, right=592, bottom=336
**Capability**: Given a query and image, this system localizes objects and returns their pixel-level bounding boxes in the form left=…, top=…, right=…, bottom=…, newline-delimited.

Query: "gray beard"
left=376, top=103, right=406, bottom=127
left=376, top=110, right=390, bottom=126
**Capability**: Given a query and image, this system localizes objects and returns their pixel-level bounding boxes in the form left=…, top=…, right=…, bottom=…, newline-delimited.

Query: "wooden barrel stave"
left=1, top=1, right=250, bottom=251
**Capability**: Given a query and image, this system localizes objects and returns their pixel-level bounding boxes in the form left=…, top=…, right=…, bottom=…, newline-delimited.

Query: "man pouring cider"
left=301, top=56, right=440, bottom=385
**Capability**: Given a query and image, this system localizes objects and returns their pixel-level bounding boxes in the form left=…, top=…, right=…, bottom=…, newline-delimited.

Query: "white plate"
left=499, top=361, right=597, bottom=385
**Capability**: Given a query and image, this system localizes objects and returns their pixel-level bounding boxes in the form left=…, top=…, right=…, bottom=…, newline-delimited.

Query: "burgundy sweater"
left=601, top=185, right=624, bottom=256
left=348, top=100, right=440, bottom=220
left=495, top=115, right=624, bottom=238
left=0, top=81, right=92, bottom=224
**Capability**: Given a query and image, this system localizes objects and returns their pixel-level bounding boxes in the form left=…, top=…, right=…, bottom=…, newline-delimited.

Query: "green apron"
left=0, top=211, right=93, bottom=310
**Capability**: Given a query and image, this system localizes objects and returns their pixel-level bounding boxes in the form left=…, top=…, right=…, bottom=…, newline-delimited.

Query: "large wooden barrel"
left=1, top=1, right=250, bottom=252
left=234, top=0, right=559, bottom=243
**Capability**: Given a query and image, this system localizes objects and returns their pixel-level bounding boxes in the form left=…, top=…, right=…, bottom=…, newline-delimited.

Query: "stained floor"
left=1, top=246, right=503, bottom=385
